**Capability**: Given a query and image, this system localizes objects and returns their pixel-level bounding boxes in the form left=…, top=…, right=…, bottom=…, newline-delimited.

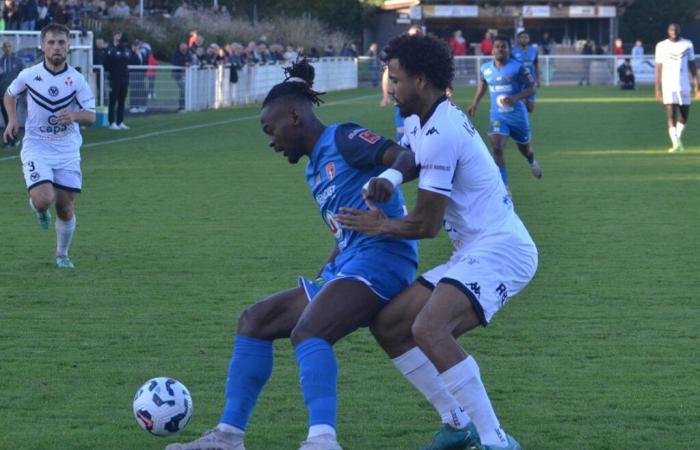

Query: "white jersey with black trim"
left=655, top=38, right=695, bottom=94
left=400, top=97, right=532, bottom=249
left=8, top=62, right=95, bottom=159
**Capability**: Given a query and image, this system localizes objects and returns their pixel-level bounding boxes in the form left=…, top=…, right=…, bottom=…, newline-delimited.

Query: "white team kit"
left=401, top=97, right=538, bottom=324
left=8, top=62, right=96, bottom=191
left=655, top=38, right=695, bottom=105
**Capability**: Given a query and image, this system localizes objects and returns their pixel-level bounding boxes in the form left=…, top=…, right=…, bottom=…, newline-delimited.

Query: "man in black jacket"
left=171, top=42, right=190, bottom=111
left=104, top=33, right=132, bottom=129
left=0, top=41, right=24, bottom=147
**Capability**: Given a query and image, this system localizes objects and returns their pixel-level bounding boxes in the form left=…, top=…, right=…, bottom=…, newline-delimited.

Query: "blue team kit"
left=511, top=45, right=538, bottom=102
left=299, top=123, right=418, bottom=302
left=480, top=59, right=534, bottom=144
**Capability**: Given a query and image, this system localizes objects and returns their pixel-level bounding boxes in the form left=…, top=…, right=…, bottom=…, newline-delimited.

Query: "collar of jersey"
left=421, top=95, right=448, bottom=127
left=43, top=61, right=69, bottom=76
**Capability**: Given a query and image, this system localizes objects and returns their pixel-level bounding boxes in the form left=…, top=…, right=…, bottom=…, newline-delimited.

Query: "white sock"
left=307, top=424, right=336, bottom=440
left=439, top=356, right=508, bottom=447
left=669, top=127, right=679, bottom=147
left=217, top=422, right=245, bottom=436
left=676, top=122, right=686, bottom=139
left=55, top=215, right=76, bottom=257
left=392, top=347, right=470, bottom=428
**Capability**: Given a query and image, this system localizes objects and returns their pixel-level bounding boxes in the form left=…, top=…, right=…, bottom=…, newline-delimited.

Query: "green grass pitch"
left=1, top=86, right=699, bottom=450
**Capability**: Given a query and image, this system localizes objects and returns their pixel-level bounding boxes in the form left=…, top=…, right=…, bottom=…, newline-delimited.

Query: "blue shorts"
left=299, top=247, right=416, bottom=304
left=394, top=106, right=405, bottom=141
left=488, top=112, right=531, bottom=144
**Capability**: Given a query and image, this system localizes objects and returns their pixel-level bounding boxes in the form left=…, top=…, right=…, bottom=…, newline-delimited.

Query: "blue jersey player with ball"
left=166, top=59, right=417, bottom=450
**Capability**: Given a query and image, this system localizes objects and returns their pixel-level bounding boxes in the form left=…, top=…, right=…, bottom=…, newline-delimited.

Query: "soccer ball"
left=133, top=377, right=193, bottom=436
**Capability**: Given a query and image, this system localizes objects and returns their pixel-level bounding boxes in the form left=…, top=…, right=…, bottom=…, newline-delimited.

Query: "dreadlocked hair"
left=262, top=58, right=325, bottom=107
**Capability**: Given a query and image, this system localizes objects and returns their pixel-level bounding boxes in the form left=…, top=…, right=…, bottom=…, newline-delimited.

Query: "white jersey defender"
left=655, top=38, right=696, bottom=105
left=8, top=62, right=95, bottom=191
left=401, top=98, right=537, bottom=323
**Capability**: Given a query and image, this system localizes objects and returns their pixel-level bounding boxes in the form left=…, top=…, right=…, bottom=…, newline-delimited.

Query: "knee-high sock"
left=295, top=338, right=337, bottom=435
left=439, top=356, right=508, bottom=447
left=392, top=347, right=470, bottom=428
left=669, top=127, right=679, bottom=147
left=55, top=215, right=76, bottom=257
left=676, top=122, right=686, bottom=139
left=220, top=335, right=274, bottom=430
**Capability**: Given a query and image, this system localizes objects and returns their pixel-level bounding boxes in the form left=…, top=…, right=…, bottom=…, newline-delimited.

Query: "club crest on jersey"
left=64, top=76, right=73, bottom=86
left=48, top=86, right=59, bottom=97
left=359, top=130, right=381, bottom=144
left=325, top=162, right=335, bottom=180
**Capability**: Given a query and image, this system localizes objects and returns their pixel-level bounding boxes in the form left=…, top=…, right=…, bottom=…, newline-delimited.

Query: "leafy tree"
left=620, top=0, right=700, bottom=44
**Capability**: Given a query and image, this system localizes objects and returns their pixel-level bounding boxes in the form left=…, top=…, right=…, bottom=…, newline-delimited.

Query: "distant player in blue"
left=166, top=59, right=417, bottom=450
left=468, top=35, right=543, bottom=189
left=511, top=30, right=541, bottom=113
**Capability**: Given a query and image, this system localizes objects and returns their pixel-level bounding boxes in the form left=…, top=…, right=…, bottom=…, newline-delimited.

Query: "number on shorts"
left=27, top=161, right=35, bottom=172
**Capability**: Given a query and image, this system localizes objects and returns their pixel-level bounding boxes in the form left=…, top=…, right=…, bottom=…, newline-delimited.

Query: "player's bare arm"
left=655, top=63, right=663, bottom=102
left=364, top=144, right=418, bottom=202
left=467, top=79, right=488, bottom=117
left=504, top=85, right=536, bottom=105
left=380, top=68, right=390, bottom=107
left=338, top=188, right=447, bottom=239
left=56, top=109, right=96, bottom=127
left=3, top=91, right=18, bottom=142
left=689, top=59, right=700, bottom=100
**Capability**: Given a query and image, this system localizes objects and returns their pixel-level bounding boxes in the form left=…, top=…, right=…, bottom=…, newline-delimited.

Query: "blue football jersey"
left=305, top=123, right=418, bottom=263
left=480, top=59, right=534, bottom=116
left=511, top=45, right=539, bottom=81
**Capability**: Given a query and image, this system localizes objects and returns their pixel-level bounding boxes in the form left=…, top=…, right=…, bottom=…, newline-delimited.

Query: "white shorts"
left=21, top=152, right=82, bottom=192
left=663, top=90, right=691, bottom=106
left=419, top=237, right=538, bottom=325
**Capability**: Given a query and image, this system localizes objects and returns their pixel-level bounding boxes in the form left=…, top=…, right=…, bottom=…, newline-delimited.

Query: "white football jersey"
left=655, top=38, right=695, bottom=93
left=400, top=98, right=532, bottom=249
left=8, top=62, right=95, bottom=158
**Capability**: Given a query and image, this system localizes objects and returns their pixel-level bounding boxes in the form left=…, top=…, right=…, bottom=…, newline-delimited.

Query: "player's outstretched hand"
left=337, top=200, right=387, bottom=236
left=56, top=109, right=74, bottom=126
left=466, top=103, right=478, bottom=118
left=363, top=177, right=395, bottom=203
left=3, top=119, right=17, bottom=143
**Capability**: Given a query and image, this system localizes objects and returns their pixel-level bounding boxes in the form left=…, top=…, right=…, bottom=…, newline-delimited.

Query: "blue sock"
left=527, top=154, right=535, bottom=164
left=499, top=166, right=509, bottom=187
left=295, top=338, right=337, bottom=429
left=220, top=335, right=273, bottom=430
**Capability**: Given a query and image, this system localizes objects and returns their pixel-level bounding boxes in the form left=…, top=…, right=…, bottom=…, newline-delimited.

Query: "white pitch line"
left=0, top=93, right=379, bottom=163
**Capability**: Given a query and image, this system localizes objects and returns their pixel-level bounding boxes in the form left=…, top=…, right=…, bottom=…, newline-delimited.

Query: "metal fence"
left=94, top=57, right=358, bottom=113
left=358, top=54, right=657, bottom=88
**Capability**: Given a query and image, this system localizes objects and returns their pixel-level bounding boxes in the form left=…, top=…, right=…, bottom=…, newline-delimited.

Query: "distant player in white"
left=339, top=34, right=536, bottom=450
left=655, top=23, right=700, bottom=153
left=3, top=23, right=96, bottom=268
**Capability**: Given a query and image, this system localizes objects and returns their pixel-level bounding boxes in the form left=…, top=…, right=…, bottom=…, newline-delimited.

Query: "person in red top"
left=480, top=31, right=493, bottom=56
left=449, top=30, right=467, bottom=56
left=146, top=52, right=158, bottom=100
left=614, top=38, right=624, bottom=56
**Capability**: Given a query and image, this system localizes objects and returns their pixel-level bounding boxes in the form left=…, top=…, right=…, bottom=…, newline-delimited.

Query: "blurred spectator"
left=632, top=39, right=644, bottom=60
left=146, top=50, right=157, bottom=100
left=367, top=42, right=379, bottom=87
left=309, top=47, right=319, bottom=58
left=578, top=39, right=594, bottom=86
left=269, top=43, right=284, bottom=62
left=0, top=41, right=23, bottom=138
left=129, top=40, right=147, bottom=113
left=617, top=58, right=635, bottom=90
left=449, top=30, right=467, bottom=56
left=171, top=42, right=190, bottom=111
left=104, top=33, right=132, bottom=128
left=323, top=45, right=335, bottom=57
left=37, top=0, right=49, bottom=28
left=20, top=0, right=38, bottom=30
left=93, top=37, right=107, bottom=65
left=479, top=31, right=493, bottom=55
left=4, top=0, right=18, bottom=30
left=187, top=30, right=197, bottom=49
left=283, top=45, right=298, bottom=61
left=540, top=32, right=553, bottom=55
left=613, top=38, right=623, bottom=56
left=108, top=0, right=129, bottom=18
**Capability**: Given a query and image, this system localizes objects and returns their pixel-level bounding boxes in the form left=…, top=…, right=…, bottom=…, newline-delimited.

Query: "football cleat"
left=165, top=428, right=245, bottom=450
left=298, top=434, right=343, bottom=450
left=529, top=160, right=542, bottom=178
left=421, top=422, right=480, bottom=450
left=55, top=255, right=75, bottom=269
left=480, top=433, right=522, bottom=450
left=36, top=209, right=52, bottom=229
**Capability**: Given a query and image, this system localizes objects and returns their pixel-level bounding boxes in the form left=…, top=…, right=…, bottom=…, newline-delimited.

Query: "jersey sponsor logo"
left=425, top=127, right=439, bottom=136
left=315, top=184, right=336, bottom=205
left=359, top=130, right=381, bottom=144
left=467, top=282, right=481, bottom=299
left=423, top=163, right=451, bottom=171
left=325, top=162, right=335, bottom=180
left=48, top=86, right=59, bottom=97
left=64, top=76, right=73, bottom=86
left=39, top=115, right=69, bottom=134
left=496, top=282, right=509, bottom=306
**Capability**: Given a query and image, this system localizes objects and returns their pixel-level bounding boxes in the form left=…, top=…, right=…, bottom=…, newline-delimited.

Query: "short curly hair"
left=382, top=33, right=454, bottom=91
